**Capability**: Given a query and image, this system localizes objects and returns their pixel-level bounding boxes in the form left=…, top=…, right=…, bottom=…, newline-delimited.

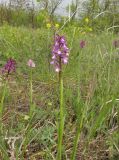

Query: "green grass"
left=0, top=24, right=119, bottom=159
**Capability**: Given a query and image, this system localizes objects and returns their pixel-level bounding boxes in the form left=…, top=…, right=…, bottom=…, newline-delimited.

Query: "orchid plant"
left=27, top=59, right=35, bottom=117
left=51, top=34, right=69, bottom=160
left=0, top=58, right=16, bottom=132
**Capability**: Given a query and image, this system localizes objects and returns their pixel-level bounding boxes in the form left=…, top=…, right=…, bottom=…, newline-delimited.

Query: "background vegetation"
left=0, top=0, right=118, bottom=32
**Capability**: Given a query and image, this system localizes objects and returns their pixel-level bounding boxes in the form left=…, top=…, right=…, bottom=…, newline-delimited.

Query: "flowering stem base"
left=29, top=68, right=34, bottom=117
left=57, top=71, right=64, bottom=160
left=0, top=81, right=7, bottom=133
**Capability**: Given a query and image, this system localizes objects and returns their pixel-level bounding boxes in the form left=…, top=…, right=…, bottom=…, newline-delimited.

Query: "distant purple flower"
left=51, top=34, right=69, bottom=72
left=113, top=40, right=119, bottom=48
left=80, top=40, right=86, bottom=48
left=2, top=58, right=16, bottom=76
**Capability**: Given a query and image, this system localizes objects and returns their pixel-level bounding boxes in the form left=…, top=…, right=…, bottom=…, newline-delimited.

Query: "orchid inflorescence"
left=51, top=34, right=69, bottom=72
left=2, top=58, right=16, bottom=77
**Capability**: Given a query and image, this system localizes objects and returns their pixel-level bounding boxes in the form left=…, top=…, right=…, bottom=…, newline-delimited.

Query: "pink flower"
left=55, top=66, right=60, bottom=72
left=27, top=59, right=35, bottom=68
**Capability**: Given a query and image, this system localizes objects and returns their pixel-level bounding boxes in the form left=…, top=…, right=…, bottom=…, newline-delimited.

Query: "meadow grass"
left=0, top=25, right=119, bottom=159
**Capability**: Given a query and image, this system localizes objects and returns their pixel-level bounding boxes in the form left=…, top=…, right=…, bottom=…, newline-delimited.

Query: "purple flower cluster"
left=51, top=34, right=69, bottom=72
left=80, top=40, right=86, bottom=48
left=2, top=58, right=16, bottom=76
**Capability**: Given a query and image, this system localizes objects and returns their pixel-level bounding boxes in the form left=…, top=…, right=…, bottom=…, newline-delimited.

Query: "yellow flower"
left=81, top=32, right=86, bottom=35
left=48, top=102, right=52, bottom=106
left=55, top=23, right=59, bottom=28
left=89, top=28, right=93, bottom=32
left=24, top=115, right=30, bottom=120
left=46, top=23, right=51, bottom=28
left=85, top=18, right=89, bottom=23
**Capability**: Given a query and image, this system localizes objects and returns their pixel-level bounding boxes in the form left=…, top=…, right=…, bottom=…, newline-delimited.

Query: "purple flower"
left=113, top=40, right=119, bottom=48
left=51, top=34, right=69, bottom=72
left=80, top=40, right=86, bottom=48
left=2, top=58, right=16, bottom=76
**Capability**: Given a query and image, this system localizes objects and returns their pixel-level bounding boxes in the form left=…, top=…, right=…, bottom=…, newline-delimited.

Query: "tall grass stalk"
left=57, top=70, right=64, bottom=160
left=71, top=52, right=84, bottom=160
left=71, top=115, right=84, bottom=160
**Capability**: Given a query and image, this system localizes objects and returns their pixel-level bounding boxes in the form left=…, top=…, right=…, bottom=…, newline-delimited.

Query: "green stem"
left=29, top=68, right=33, bottom=116
left=0, top=81, right=7, bottom=132
left=57, top=70, right=64, bottom=160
